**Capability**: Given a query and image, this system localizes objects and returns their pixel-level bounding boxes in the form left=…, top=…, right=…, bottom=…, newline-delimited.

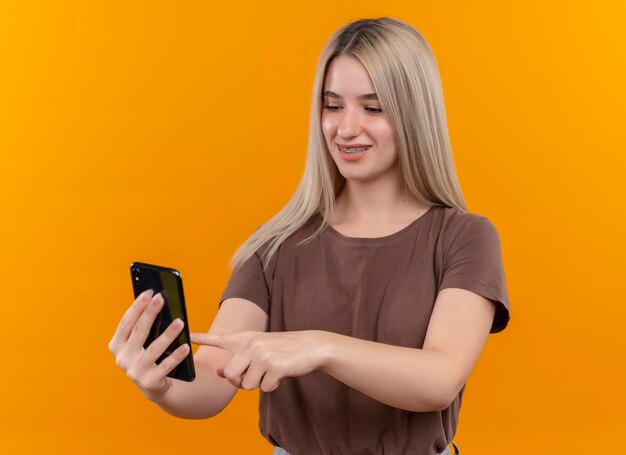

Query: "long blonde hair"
left=229, top=17, right=467, bottom=271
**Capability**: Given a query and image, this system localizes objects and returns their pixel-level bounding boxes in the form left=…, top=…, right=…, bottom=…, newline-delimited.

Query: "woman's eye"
left=323, top=105, right=382, bottom=114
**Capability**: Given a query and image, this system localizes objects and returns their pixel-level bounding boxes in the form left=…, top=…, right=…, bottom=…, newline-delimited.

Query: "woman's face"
left=321, top=54, right=398, bottom=184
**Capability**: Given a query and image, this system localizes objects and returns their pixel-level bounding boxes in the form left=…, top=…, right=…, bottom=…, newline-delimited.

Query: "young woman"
left=109, top=17, right=510, bottom=455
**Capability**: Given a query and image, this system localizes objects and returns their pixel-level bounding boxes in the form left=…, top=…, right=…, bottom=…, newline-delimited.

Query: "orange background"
left=1, top=1, right=624, bottom=453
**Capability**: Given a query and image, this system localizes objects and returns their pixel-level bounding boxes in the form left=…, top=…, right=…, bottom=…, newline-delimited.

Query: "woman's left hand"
left=189, top=330, right=327, bottom=392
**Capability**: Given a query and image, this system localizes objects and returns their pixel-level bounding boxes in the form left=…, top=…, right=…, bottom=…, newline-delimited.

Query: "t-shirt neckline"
left=321, top=205, right=437, bottom=245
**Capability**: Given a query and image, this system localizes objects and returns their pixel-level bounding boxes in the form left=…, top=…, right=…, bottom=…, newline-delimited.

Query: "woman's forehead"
left=323, top=56, right=376, bottom=97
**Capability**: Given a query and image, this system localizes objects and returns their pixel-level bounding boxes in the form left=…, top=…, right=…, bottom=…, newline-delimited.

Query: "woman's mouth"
left=337, top=143, right=370, bottom=161
left=338, top=144, right=371, bottom=153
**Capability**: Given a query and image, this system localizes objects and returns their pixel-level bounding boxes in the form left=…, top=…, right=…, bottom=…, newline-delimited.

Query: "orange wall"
left=1, top=1, right=624, bottom=453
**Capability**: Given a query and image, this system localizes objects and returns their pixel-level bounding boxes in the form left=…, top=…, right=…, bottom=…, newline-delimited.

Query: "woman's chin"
left=337, top=170, right=377, bottom=183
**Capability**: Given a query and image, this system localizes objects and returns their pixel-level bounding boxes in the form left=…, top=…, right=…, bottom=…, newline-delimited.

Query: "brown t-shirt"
left=219, top=205, right=510, bottom=455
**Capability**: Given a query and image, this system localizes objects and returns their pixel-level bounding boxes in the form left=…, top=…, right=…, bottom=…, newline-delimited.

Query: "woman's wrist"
left=307, top=330, right=335, bottom=371
left=140, top=379, right=174, bottom=403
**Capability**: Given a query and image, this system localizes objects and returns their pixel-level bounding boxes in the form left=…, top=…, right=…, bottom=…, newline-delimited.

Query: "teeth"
left=339, top=145, right=370, bottom=153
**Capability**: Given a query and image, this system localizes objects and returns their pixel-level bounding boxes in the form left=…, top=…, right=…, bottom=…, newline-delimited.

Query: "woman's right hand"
left=108, top=289, right=191, bottom=400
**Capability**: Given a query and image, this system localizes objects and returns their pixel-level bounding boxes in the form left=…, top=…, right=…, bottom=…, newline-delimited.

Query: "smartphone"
left=130, top=262, right=195, bottom=382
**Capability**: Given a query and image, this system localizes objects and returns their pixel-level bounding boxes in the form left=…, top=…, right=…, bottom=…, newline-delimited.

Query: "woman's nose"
left=337, top=107, right=360, bottom=138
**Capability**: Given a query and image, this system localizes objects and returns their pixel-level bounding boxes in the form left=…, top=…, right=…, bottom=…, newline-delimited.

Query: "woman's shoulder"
left=433, top=204, right=490, bottom=225
left=430, top=206, right=504, bottom=257
left=284, top=212, right=326, bottom=242
left=251, top=213, right=324, bottom=264
left=431, top=205, right=496, bottom=240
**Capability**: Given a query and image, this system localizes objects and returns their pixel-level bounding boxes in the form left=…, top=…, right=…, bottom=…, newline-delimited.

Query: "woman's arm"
left=190, top=287, right=496, bottom=413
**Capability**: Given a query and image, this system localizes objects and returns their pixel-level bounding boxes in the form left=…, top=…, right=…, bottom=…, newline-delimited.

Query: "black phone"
left=130, top=262, right=195, bottom=382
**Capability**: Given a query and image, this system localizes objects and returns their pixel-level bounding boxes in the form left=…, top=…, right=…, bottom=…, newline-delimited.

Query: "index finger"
left=189, top=332, right=239, bottom=352
left=109, top=289, right=154, bottom=351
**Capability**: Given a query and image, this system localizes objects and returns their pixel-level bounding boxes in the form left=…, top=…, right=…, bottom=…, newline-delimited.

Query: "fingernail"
left=140, top=289, right=154, bottom=303
left=152, top=292, right=162, bottom=306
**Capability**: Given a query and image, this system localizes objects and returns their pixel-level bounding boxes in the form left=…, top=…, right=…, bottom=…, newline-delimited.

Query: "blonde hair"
left=229, top=17, right=467, bottom=271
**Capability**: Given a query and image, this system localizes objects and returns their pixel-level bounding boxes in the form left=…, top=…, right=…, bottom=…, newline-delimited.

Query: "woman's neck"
left=331, top=178, right=430, bottom=226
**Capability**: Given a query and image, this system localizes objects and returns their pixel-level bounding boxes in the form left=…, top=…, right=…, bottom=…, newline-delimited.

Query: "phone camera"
left=132, top=268, right=141, bottom=285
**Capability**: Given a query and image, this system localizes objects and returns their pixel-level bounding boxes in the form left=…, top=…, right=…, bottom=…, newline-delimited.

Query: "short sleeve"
left=439, top=217, right=511, bottom=333
left=219, top=250, right=270, bottom=315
